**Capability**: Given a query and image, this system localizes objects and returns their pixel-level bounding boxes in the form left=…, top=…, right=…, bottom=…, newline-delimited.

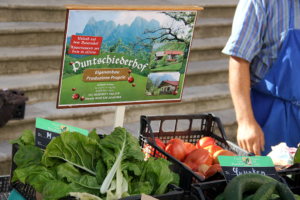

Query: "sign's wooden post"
left=114, top=105, right=126, bottom=128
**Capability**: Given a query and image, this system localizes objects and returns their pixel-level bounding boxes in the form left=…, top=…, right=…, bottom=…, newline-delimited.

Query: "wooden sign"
left=57, top=5, right=203, bottom=108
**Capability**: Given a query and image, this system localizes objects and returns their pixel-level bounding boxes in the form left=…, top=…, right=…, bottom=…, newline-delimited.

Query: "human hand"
left=237, top=119, right=265, bottom=155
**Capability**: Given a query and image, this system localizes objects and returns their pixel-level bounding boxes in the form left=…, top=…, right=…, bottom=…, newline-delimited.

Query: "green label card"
left=35, top=118, right=88, bottom=149
left=218, top=156, right=280, bottom=183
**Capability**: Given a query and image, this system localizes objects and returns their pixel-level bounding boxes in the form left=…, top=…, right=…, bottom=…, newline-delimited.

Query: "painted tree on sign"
left=177, top=55, right=184, bottom=62
left=134, top=12, right=196, bottom=56
left=121, top=42, right=135, bottom=56
left=146, top=78, right=154, bottom=91
left=101, top=43, right=109, bottom=53
left=154, top=77, right=161, bottom=87
left=109, top=38, right=124, bottom=53
left=158, top=55, right=168, bottom=67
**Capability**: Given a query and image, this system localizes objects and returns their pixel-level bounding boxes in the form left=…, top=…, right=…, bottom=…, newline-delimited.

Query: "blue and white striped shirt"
left=222, top=0, right=300, bottom=86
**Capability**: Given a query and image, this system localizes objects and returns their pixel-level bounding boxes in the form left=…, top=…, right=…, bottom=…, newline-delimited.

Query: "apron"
left=251, top=25, right=300, bottom=155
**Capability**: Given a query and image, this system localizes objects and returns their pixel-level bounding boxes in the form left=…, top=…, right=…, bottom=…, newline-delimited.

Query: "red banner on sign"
left=69, top=35, right=102, bottom=55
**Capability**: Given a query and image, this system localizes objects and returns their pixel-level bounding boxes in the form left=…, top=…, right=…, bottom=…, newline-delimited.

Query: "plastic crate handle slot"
left=190, top=184, right=206, bottom=200
left=141, top=117, right=157, bottom=146
left=166, top=184, right=183, bottom=192
left=206, top=113, right=228, bottom=141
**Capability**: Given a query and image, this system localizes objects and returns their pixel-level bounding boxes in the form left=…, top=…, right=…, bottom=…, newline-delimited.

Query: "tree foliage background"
left=96, top=11, right=196, bottom=62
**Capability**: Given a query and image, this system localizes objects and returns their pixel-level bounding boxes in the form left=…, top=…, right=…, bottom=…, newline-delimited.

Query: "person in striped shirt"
left=223, top=0, right=300, bottom=156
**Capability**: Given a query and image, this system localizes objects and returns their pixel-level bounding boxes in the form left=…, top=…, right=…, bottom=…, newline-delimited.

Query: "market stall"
left=3, top=3, right=300, bottom=200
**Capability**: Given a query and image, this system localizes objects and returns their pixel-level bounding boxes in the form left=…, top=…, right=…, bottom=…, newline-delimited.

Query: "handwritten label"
left=233, top=167, right=265, bottom=176
left=69, top=35, right=102, bottom=55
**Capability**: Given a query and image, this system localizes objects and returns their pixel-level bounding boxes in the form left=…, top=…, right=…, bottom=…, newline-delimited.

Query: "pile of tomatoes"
left=145, top=136, right=237, bottom=180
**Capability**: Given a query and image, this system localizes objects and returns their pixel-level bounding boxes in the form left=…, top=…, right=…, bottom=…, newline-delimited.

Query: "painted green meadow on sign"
left=57, top=8, right=198, bottom=108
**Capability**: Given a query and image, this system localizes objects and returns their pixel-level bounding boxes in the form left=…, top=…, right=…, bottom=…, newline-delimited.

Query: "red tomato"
left=205, top=164, right=222, bottom=179
left=165, top=138, right=186, bottom=161
left=204, top=145, right=223, bottom=156
left=184, top=148, right=213, bottom=171
left=196, top=164, right=210, bottom=174
left=195, top=172, right=205, bottom=180
left=150, top=138, right=166, bottom=159
left=183, top=163, right=192, bottom=169
left=184, top=142, right=197, bottom=157
left=213, top=150, right=237, bottom=164
left=151, top=138, right=166, bottom=150
left=166, top=138, right=184, bottom=147
left=196, top=137, right=216, bottom=149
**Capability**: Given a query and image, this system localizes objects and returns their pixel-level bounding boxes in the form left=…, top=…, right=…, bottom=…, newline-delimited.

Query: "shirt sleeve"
left=222, top=0, right=267, bottom=62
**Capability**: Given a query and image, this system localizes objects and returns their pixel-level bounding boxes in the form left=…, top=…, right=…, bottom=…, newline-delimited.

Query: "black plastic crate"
left=0, top=175, right=12, bottom=193
left=11, top=181, right=184, bottom=200
left=59, top=184, right=184, bottom=200
left=191, top=176, right=290, bottom=200
left=139, top=113, right=253, bottom=191
left=0, top=175, right=12, bottom=200
left=0, top=192, right=11, bottom=200
left=10, top=144, right=37, bottom=200
left=10, top=136, right=186, bottom=200
left=191, top=180, right=226, bottom=200
left=277, top=163, right=300, bottom=195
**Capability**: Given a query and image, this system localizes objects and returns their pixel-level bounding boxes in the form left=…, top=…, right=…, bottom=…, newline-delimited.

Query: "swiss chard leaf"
left=13, top=162, right=58, bottom=196
left=69, top=192, right=103, bottom=200
left=148, top=158, right=178, bottom=195
left=10, top=129, right=35, bottom=146
left=69, top=182, right=100, bottom=197
left=121, top=160, right=143, bottom=176
left=99, top=127, right=144, bottom=197
left=137, top=157, right=179, bottom=195
left=42, top=180, right=72, bottom=200
left=42, top=131, right=99, bottom=175
left=56, top=162, right=81, bottom=182
left=57, top=163, right=101, bottom=190
left=130, top=181, right=152, bottom=196
left=88, top=128, right=101, bottom=145
left=13, top=145, right=43, bottom=168
left=13, top=163, right=56, bottom=184
left=99, top=127, right=144, bottom=168
left=96, top=159, right=107, bottom=185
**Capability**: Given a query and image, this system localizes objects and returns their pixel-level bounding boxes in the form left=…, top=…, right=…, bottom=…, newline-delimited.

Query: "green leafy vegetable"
left=12, top=161, right=72, bottom=200
left=69, top=192, right=103, bottom=200
left=99, top=127, right=145, bottom=198
left=42, top=131, right=99, bottom=175
left=10, top=129, right=35, bottom=146
left=42, top=180, right=72, bottom=199
left=13, top=145, right=43, bottom=168
left=88, top=128, right=101, bottom=145
left=12, top=127, right=180, bottom=200
left=96, top=160, right=107, bottom=185
left=130, top=157, right=179, bottom=196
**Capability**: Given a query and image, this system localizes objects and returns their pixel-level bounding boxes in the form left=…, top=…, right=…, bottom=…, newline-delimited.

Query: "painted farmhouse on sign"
left=165, top=51, right=183, bottom=62
left=155, top=52, right=165, bottom=60
left=155, top=51, right=183, bottom=61
left=158, top=80, right=179, bottom=94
